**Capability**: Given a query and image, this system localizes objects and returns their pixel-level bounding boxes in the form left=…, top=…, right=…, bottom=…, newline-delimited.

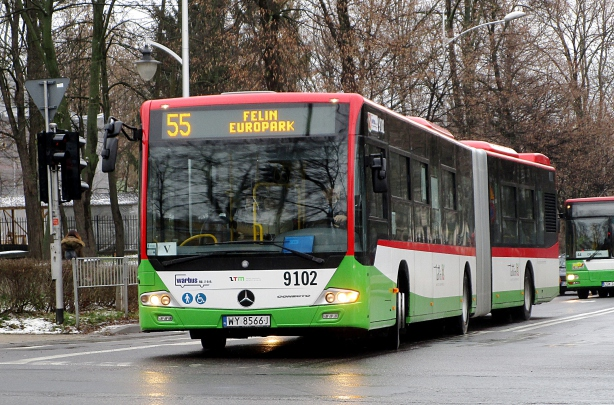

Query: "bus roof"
left=565, top=196, right=614, bottom=204
left=460, top=140, right=552, bottom=167
left=142, top=92, right=365, bottom=110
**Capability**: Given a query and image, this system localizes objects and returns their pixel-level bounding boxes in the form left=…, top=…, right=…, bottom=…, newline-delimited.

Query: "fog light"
left=157, top=315, right=173, bottom=322
left=322, top=313, right=339, bottom=319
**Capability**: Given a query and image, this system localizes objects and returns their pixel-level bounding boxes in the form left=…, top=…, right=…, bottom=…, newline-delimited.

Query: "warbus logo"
left=238, top=290, right=255, bottom=307
left=572, top=262, right=585, bottom=270
left=175, top=274, right=212, bottom=288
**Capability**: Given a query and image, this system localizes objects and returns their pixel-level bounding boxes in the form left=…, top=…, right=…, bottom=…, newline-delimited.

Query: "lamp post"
left=443, top=10, right=526, bottom=46
left=135, top=0, right=189, bottom=97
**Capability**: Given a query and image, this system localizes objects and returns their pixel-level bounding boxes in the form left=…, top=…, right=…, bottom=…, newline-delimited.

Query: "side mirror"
left=367, top=153, right=388, bottom=193
left=101, top=138, right=118, bottom=173
left=100, top=118, right=123, bottom=173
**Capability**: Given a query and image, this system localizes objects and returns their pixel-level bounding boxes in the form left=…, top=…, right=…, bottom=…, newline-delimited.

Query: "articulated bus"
left=563, top=196, right=614, bottom=299
left=127, top=92, right=559, bottom=350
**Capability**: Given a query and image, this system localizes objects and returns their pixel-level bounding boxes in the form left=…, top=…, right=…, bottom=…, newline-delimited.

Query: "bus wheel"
left=451, top=272, right=471, bottom=334
left=384, top=290, right=405, bottom=350
left=598, top=288, right=609, bottom=298
left=577, top=289, right=589, bottom=299
left=201, top=334, right=227, bottom=351
left=512, top=270, right=533, bottom=321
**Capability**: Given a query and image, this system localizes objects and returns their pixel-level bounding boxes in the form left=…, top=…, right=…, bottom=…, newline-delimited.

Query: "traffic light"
left=60, top=132, right=89, bottom=201
left=36, top=130, right=89, bottom=203
left=37, top=131, right=52, bottom=203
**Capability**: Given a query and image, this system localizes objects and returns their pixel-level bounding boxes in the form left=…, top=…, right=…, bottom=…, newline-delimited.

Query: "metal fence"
left=0, top=215, right=139, bottom=253
left=72, top=256, right=139, bottom=328
left=66, top=215, right=139, bottom=253
left=0, top=216, right=28, bottom=246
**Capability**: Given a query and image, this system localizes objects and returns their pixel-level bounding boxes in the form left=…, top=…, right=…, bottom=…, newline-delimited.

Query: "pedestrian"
left=61, top=230, right=85, bottom=260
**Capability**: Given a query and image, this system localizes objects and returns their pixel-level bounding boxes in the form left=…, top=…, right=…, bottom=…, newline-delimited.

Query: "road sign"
left=25, top=78, right=69, bottom=122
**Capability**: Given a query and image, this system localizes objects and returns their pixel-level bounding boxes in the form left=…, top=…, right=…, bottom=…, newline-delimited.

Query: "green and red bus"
left=563, top=196, right=614, bottom=299
left=113, top=92, right=559, bottom=350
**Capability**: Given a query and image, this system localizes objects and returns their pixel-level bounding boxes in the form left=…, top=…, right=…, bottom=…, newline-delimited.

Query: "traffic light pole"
left=42, top=82, right=64, bottom=325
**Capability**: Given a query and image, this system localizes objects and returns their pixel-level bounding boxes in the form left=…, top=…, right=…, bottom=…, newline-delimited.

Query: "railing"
left=66, top=215, right=139, bottom=253
left=72, top=256, right=138, bottom=328
left=0, top=215, right=140, bottom=253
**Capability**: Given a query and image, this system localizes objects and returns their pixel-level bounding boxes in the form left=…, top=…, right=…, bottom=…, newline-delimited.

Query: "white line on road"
left=477, top=307, right=614, bottom=334
left=0, top=339, right=200, bottom=365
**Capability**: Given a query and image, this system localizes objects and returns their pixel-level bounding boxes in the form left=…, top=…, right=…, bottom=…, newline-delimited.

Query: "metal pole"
left=72, top=258, right=79, bottom=328
left=181, top=0, right=189, bottom=97
left=123, top=258, right=129, bottom=317
left=43, top=80, right=64, bottom=325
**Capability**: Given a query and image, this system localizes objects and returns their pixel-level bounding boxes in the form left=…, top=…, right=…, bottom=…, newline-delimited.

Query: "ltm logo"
left=229, top=276, right=245, bottom=282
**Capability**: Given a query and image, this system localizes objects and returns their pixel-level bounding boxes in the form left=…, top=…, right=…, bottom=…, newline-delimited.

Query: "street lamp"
left=135, top=0, right=189, bottom=97
left=444, top=10, right=526, bottom=46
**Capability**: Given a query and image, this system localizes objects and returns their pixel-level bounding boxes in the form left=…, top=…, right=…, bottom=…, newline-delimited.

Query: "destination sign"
left=158, top=103, right=342, bottom=139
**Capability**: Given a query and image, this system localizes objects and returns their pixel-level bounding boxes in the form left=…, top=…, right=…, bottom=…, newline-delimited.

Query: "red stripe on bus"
left=491, top=244, right=559, bottom=259
left=378, top=240, right=559, bottom=259
left=378, top=240, right=476, bottom=256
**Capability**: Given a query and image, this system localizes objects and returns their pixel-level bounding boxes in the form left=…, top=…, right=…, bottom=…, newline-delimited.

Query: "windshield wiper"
left=263, top=241, right=325, bottom=264
left=586, top=250, right=600, bottom=261
left=215, top=240, right=325, bottom=264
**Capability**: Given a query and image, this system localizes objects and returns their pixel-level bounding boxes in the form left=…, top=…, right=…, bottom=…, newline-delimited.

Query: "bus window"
left=412, top=160, right=428, bottom=204
left=501, top=185, right=518, bottom=244
left=390, top=151, right=409, bottom=200
left=519, top=188, right=536, bottom=244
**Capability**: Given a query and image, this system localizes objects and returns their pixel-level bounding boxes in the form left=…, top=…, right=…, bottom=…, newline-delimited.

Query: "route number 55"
left=167, top=113, right=191, bottom=137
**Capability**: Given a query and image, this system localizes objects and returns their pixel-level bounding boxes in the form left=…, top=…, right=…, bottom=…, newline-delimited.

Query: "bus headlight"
left=567, top=274, right=579, bottom=281
left=315, top=288, right=360, bottom=305
left=140, top=292, right=177, bottom=307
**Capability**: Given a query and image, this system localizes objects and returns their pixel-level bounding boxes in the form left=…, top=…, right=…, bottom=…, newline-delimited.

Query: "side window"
left=442, top=170, right=456, bottom=210
left=366, top=144, right=387, bottom=219
left=412, top=160, right=428, bottom=204
left=501, top=185, right=518, bottom=244
left=390, top=152, right=409, bottom=200
left=519, top=188, right=536, bottom=244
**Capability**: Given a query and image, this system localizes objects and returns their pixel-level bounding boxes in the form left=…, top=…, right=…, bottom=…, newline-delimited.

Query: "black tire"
left=598, top=288, right=609, bottom=298
left=201, top=334, right=227, bottom=351
left=577, top=289, right=589, bottom=299
left=451, top=272, right=470, bottom=334
left=384, top=290, right=405, bottom=350
left=512, top=270, right=533, bottom=321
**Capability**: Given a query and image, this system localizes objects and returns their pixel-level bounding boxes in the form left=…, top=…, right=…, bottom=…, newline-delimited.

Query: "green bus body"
left=564, top=197, right=614, bottom=299
left=136, top=92, right=559, bottom=348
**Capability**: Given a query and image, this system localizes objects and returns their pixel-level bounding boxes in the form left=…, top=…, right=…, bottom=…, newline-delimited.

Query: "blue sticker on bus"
left=283, top=236, right=314, bottom=253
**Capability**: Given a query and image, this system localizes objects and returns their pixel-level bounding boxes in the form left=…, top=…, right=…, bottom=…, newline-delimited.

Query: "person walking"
left=61, top=230, right=85, bottom=260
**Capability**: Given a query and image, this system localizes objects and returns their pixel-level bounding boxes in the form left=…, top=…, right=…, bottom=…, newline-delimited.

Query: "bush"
left=0, top=259, right=135, bottom=314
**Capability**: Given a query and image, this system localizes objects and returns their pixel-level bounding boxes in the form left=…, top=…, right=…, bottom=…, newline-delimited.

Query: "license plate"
left=602, top=281, right=614, bottom=287
left=223, top=315, right=271, bottom=328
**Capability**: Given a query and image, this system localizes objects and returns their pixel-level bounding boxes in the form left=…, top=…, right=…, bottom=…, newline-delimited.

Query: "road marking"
left=478, top=307, right=614, bottom=334
left=0, top=340, right=200, bottom=365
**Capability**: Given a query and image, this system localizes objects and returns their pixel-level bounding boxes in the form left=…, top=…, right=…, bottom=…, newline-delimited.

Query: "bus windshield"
left=567, top=217, right=613, bottom=259
left=146, top=135, right=348, bottom=258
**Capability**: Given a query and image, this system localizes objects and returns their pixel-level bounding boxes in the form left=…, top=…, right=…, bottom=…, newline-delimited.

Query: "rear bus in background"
left=106, top=92, right=560, bottom=350
left=562, top=197, right=614, bottom=299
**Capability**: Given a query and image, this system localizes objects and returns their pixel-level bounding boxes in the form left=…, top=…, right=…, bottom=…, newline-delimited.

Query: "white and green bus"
left=563, top=196, right=614, bottom=298
left=124, top=92, right=559, bottom=350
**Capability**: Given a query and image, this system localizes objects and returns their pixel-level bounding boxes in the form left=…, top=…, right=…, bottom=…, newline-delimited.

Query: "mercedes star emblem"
left=238, top=290, right=255, bottom=307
